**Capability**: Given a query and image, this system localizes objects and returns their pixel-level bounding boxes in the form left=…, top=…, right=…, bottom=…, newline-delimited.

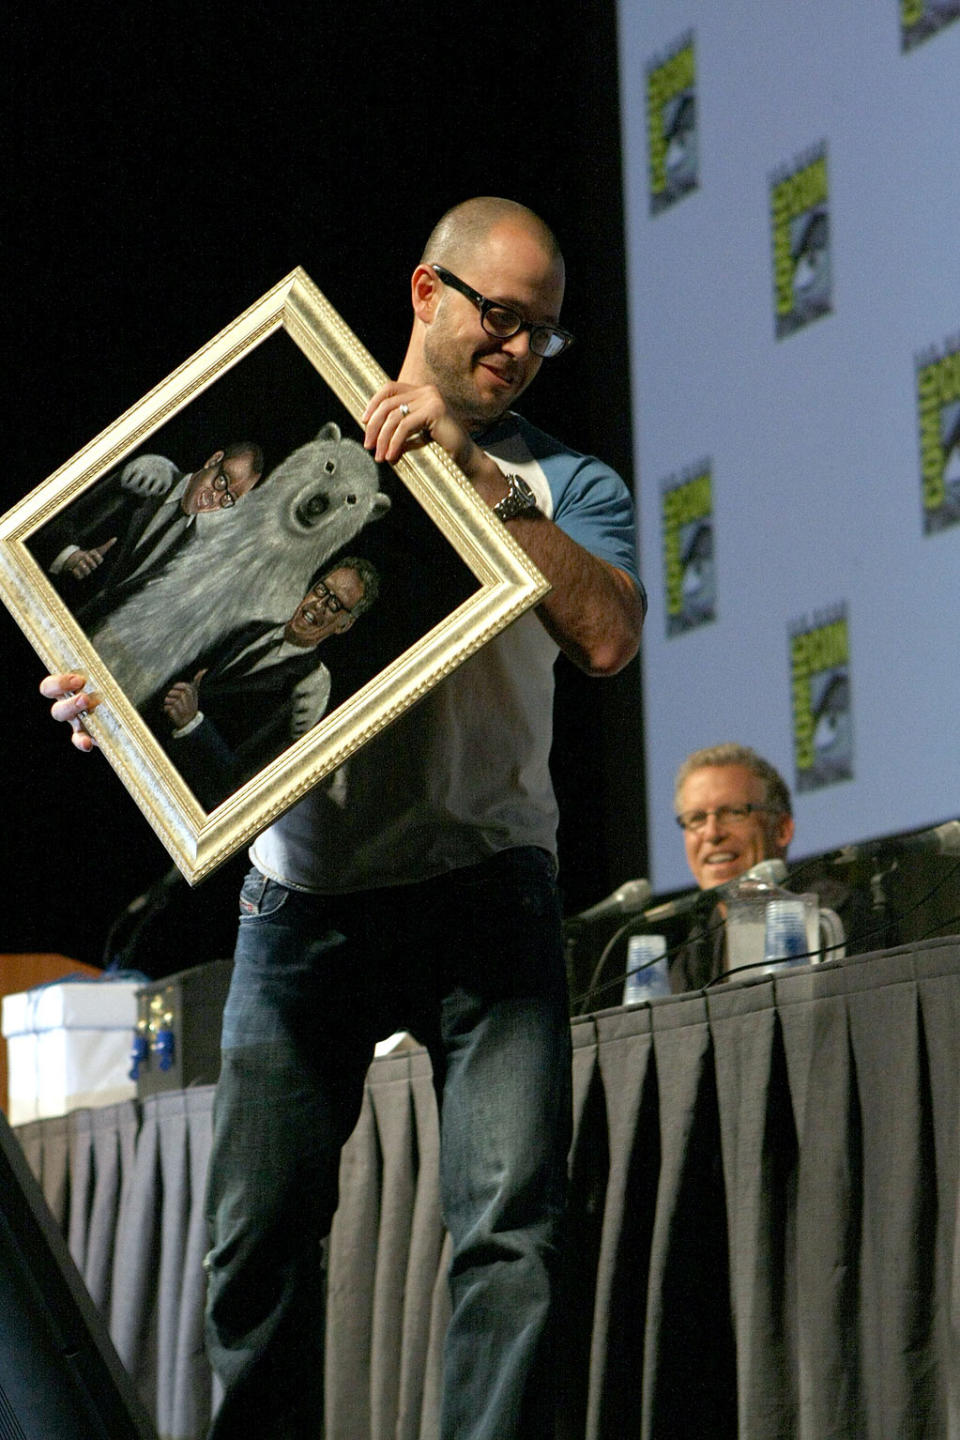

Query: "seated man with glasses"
left=154, top=557, right=379, bottom=810
left=670, top=742, right=875, bottom=990
left=34, top=440, right=264, bottom=628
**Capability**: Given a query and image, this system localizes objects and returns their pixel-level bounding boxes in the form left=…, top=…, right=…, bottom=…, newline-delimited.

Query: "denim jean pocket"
left=238, top=867, right=291, bottom=921
left=453, top=846, right=559, bottom=917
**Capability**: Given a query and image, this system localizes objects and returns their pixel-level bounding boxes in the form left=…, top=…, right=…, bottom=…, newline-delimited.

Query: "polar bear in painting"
left=91, top=423, right=390, bottom=706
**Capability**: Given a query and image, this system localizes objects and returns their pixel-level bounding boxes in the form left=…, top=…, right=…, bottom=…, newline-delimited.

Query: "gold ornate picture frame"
left=0, top=270, right=548, bottom=883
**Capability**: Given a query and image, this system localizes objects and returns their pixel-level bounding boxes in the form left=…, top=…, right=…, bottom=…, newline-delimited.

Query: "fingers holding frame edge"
left=39, top=672, right=101, bottom=752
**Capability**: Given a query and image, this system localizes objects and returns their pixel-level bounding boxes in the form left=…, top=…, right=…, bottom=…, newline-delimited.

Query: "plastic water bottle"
left=761, top=898, right=809, bottom=974
left=623, top=935, right=671, bottom=1004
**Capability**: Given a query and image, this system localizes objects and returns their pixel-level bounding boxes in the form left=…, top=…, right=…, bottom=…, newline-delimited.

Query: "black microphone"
left=124, top=865, right=184, bottom=914
left=830, top=820, right=960, bottom=864
left=571, top=877, right=652, bottom=924
left=643, top=858, right=788, bottom=924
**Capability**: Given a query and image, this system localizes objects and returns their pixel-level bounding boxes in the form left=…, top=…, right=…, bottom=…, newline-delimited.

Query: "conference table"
left=13, top=936, right=960, bottom=1439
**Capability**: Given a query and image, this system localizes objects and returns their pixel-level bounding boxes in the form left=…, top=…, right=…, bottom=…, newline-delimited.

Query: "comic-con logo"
left=916, top=336, right=960, bottom=534
left=789, top=604, right=853, bottom=792
left=901, top=0, right=959, bottom=50
left=646, top=32, right=697, bottom=215
left=662, top=461, right=714, bottom=636
left=770, top=144, right=832, bottom=339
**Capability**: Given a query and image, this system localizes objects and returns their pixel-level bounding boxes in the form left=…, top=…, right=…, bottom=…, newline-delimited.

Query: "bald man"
left=44, top=198, right=645, bottom=1440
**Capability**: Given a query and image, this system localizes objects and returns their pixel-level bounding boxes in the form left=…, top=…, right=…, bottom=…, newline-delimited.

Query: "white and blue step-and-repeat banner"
left=616, top=2, right=960, bottom=892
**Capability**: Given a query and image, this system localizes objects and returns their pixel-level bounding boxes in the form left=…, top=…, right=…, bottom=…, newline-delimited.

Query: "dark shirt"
left=31, top=461, right=194, bottom=630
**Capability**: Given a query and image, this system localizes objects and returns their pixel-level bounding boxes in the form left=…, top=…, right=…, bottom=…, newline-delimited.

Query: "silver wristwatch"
left=493, top=473, right=540, bottom=523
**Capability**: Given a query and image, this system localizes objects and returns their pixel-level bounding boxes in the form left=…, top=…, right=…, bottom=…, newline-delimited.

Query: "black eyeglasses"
left=675, top=804, right=771, bottom=833
left=310, top=580, right=353, bottom=617
left=430, top=263, right=574, bottom=359
left=210, top=462, right=239, bottom=509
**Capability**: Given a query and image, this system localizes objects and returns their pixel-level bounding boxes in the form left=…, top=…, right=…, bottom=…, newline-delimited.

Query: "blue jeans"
left=204, top=848, right=572, bottom=1440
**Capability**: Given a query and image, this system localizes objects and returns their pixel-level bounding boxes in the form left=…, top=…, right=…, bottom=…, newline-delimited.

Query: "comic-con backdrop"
left=618, top=2, right=960, bottom=892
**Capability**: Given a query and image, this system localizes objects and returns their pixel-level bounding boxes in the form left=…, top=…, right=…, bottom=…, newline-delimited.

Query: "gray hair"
left=320, top=555, right=380, bottom=617
left=674, top=743, right=793, bottom=817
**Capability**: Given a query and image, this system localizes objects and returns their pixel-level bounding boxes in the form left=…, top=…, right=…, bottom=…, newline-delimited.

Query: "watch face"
left=494, top=473, right=539, bottom=522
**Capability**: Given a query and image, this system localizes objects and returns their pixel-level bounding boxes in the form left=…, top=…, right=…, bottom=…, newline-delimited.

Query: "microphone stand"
left=563, top=923, right=583, bottom=1003
left=576, top=918, right=639, bottom=1015
left=575, top=891, right=717, bottom=1015
left=100, top=866, right=183, bottom=972
left=868, top=856, right=899, bottom=950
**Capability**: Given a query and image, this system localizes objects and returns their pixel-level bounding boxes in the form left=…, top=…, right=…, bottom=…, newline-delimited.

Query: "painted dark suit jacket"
left=152, top=622, right=332, bottom=810
left=33, top=459, right=196, bottom=630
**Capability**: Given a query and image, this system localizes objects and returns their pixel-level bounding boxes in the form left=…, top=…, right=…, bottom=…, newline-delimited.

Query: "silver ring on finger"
left=399, top=403, right=410, bottom=418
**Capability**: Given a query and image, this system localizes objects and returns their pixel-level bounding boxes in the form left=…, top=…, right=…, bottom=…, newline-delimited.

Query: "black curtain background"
left=2, top=2, right=647, bottom=972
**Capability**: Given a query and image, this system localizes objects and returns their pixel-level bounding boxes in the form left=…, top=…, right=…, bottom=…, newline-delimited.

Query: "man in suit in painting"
left=36, top=442, right=264, bottom=627
left=156, top=556, right=379, bottom=809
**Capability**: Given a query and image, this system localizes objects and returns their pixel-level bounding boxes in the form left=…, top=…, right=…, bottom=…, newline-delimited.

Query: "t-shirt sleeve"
left=552, top=456, right=641, bottom=581
left=482, top=413, right=646, bottom=614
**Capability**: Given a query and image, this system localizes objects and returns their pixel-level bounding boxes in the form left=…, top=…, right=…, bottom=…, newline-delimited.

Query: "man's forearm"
left=361, top=384, right=644, bottom=674
left=508, top=516, right=641, bottom=675
left=467, top=455, right=644, bottom=676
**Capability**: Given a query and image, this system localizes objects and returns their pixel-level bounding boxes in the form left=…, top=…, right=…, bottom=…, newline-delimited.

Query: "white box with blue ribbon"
left=2, top=979, right=139, bottom=1124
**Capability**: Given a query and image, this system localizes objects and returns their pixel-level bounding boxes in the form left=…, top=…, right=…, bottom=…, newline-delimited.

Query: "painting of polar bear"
left=91, top=423, right=390, bottom=706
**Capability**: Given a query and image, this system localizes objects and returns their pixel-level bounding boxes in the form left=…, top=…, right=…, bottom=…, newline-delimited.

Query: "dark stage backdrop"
left=3, top=3, right=646, bottom=971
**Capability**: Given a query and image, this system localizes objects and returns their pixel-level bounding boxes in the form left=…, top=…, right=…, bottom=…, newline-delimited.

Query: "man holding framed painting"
left=43, top=196, right=645, bottom=1440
